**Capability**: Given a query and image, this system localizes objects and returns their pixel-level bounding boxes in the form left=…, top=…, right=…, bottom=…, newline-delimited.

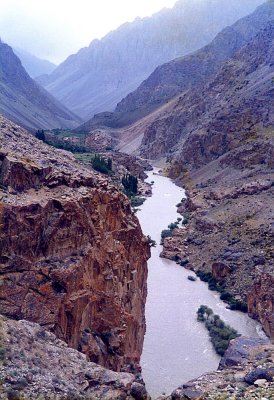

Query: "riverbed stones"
left=244, top=368, right=273, bottom=384
left=158, top=336, right=274, bottom=400
left=171, top=388, right=204, bottom=400
left=130, top=382, right=148, bottom=399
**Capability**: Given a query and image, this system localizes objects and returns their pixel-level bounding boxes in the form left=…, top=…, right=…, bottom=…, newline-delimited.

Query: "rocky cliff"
left=0, top=41, right=81, bottom=130
left=0, top=316, right=148, bottom=399
left=0, top=116, right=150, bottom=373
left=41, top=0, right=263, bottom=120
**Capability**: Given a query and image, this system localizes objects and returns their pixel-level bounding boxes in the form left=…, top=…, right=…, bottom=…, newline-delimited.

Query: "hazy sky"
left=0, top=0, right=177, bottom=64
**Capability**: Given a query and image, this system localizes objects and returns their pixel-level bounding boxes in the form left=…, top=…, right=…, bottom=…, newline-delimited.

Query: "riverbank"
left=137, top=170, right=265, bottom=399
left=161, top=159, right=274, bottom=341
left=157, top=336, right=274, bottom=400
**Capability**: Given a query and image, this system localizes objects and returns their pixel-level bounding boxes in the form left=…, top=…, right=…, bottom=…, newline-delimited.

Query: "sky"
left=0, top=0, right=178, bottom=64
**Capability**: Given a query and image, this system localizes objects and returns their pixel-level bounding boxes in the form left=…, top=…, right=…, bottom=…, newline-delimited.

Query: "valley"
left=0, top=0, right=273, bottom=399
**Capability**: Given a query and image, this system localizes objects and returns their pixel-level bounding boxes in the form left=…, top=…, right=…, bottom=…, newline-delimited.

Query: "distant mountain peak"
left=40, top=0, right=264, bottom=121
left=14, top=47, right=57, bottom=78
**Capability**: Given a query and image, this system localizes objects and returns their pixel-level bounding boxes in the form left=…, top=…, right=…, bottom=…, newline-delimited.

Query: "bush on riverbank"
left=196, top=271, right=247, bottom=312
left=130, top=196, right=145, bottom=207
left=197, top=305, right=240, bottom=356
left=161, top=219, right=182, bottom=239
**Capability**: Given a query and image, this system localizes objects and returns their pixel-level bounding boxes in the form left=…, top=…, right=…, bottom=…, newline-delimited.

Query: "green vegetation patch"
left=196, top=271, right=247, bottom=312
left=74, top=153, right=95, bottom=163
left=161, top=218, right=182, bottom=239
left=91, top=154, right=112, bottom=175
left=122, top=174, right=138, bottom=197
left=197, top=305, right=240, bottom=356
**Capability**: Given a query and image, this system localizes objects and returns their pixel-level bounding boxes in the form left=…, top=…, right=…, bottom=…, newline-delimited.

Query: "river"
left=137, top=169, right=265, bottom=399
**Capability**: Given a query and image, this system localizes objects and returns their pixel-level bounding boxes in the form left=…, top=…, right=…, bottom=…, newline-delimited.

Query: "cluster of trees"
left=91, top=154, right=112, bottom=174
left=35, top=129, right=88, bottom=153
left=121, top=174, right=138, bottom=196
left=197, top=305, right=240, bottom=356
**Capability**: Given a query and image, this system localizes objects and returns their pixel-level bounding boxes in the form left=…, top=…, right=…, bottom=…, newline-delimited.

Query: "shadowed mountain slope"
left=78, top=0, right=271, bottom=132
left=41, top=0, right=263, bottom=120
left=0, top=41, right=81, bottom=130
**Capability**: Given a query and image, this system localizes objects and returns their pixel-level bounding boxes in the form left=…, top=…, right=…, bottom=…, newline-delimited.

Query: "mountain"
left=0, top=41, right=82, bottom=130
left=41, top=0, right=264, bottom=120
left=79, top=0, right=273, bottom=132
left=138, top=18, right=274, bottom=339
left=137, top=17, right=274, bottom=161
left=14, top=47, right=56, bottom=78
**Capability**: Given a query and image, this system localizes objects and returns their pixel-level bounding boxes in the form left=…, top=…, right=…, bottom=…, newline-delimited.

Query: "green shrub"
left=182, top=213, right=190, bottom=225
left=161, top=219, right=181, bottom=239
left=131, top=197, right=145, bottom=207
left=197, top=272, right=247, bottom=312
left=197, top=305, right=240, bottom=356
left=161, top=229, right=173, bottom=239
left=35, top=129, right=45, bottom=142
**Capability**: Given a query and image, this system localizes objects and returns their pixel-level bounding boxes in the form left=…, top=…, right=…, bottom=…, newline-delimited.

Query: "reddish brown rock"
left=0, top=116, right=150, bottom=372
left=212, top=262, right=231, bottom=281
left=247, top=267, right=274, bottom=341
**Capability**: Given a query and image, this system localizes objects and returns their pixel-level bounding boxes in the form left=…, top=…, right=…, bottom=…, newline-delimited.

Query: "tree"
left=91, top=154, right=112, bottom=174
left=35, top=129, right=45, bottom=142
left=121, top=174, right=138, bottom=196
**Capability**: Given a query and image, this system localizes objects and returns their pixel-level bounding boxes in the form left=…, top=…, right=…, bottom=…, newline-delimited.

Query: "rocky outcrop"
left=158, top=337, right=274, bottom=400
left=248, top=267, right=274, bottom=341
left=0, top=316, right=148, bottom=399
left=43, top=0, right=264, bottom=121
left=0, top=116, right=150, bottom=373
left=0, top=41, right=81, bottom=130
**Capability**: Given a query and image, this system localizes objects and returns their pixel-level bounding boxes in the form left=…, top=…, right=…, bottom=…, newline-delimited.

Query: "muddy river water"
left=137, top=170, right=265, bottom=398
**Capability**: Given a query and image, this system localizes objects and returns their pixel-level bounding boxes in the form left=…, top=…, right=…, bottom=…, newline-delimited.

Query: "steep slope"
left=0, top=116, right=150, bottom=372
left=42, top=0, right=263, bottom=120
left=0, top=41, right=81, bottom=130
left=121, top=0, right=274, bottom=126
left=139, top=20, right=274, bottom=160
left=14, top=47, right=56, bottom=78
left=0, top=316, right=148, bottom=399
left=154, top=24, right=274, bottom=338
left=79, top=0, right=272, bottom=132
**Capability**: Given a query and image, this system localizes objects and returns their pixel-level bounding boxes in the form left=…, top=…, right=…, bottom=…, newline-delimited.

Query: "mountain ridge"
left=0, top=41, right=82, bottom=130
left=40, top=0, right=264, bottom=120
left=14, top=47, right=56, bottom=78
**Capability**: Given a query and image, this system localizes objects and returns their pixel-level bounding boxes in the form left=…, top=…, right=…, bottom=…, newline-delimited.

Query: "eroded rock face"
left=248, top=267, right=274, bottom=341
left=0, top=116, right=150, bottom=372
